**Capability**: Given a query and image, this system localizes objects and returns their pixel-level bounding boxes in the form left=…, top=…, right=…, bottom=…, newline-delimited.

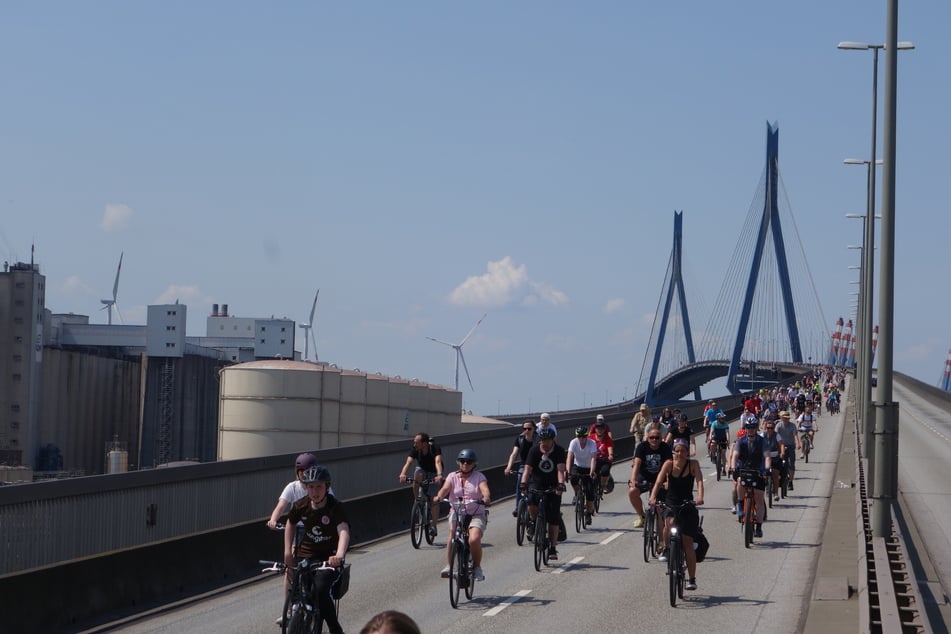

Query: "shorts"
left=413, top=467, right=440, bottom=497
left=451, top=513, right=487, bottom=532
left=664, top=501, right=700, bottom=540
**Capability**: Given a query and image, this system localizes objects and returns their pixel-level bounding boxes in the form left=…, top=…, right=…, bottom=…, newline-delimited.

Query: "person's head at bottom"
left=360, top=610, right=421, bottom=634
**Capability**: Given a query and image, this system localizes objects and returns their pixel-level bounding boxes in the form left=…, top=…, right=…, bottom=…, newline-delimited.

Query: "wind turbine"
left=100, top=252, right=123, bottom=325
left=427, top=313, right=486, bottom=391
left=298, top=289, right=319, bottom=361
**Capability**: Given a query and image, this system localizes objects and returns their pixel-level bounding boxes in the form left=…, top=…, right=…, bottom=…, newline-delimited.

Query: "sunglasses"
left=648, top=436, right=661, bottom=440
left=458, top=459, right=473, bottom=465
left=766, top=426, right=775, bottom=430
left=523, top=427, right=534, bottom=431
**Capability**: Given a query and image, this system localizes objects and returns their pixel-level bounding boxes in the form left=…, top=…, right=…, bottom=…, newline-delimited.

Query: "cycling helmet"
left=596, top=414, right=605, bottom=422
left=457, top=448, right=477, bottom=462
left=295, top=453, right=318, bottom=470
left=574, top=426, right=589, bottom=437
left=679, top=413, right=689, bottom=422
left=744, top=417, right=760, bottom=429
left=300, top=465, right=331, bottom=484
left=538, top=428, right=556, bottom=441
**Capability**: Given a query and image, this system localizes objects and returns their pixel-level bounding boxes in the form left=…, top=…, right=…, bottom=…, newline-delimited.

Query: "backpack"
left=694, top=529, right=710, bottom=563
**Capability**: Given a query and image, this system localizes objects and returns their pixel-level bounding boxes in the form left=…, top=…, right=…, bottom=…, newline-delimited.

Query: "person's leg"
left=468, top=526, right=483, bottom=567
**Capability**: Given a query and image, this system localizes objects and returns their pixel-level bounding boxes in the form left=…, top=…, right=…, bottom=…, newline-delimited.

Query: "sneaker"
left=571, top=494, right=578, bottom=505
left=585, top=512, right=593, bottom=526
left=275, top=616, right=284, bottom=626
left=440, top=565, right=451, bottom=578
left=473, top=566, right=485, bottom=582
left=548, top=547, right=558, bottom=561
left=658, top=553, right=668, bottom=562
left=633, top=515, right=645, bottom=528
left=429, top=522, right=437, bottom=537
left=754, top=524, right=763, bottom=538
left=730, top=506, right=737, bottom=515
left=789, top=481, right=794, bottom=491
left=685, top=579, right=698, bottom=591
left=512, top=509, right=518, bottom=517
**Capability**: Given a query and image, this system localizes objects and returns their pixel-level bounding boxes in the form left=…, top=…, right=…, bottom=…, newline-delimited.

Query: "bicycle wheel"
left=410, top=502, right=424, bottom=549
left=642, top=508, right=653, bottom=563
left=744, top=496, right=754, bottom=548
left=533, top=513, right=546, bottom=571
left=781, top=471, right=788, bottom=499
left=515, top=499, right=528, bottom=546
left=677, top=542, right=686, bottom=599
left=282, top=585, right=313, bottom=634
left=424, top=504, right=436, bottom=546
left=766, top=477, right=773, bottom=510
left=593, top=483, right=602, bottom=513
left=667, top=539, right=680, bottom=607
left=715, top=449, right=722, bottom=482
left=448, top=541, right=462, bottom=608
left=574, top=493, right=584, bottom=533
left=463, top=548, right=475, bottom=600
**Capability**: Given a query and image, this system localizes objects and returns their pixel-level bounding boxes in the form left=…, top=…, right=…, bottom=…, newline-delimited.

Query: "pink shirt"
left=444, top=470, right=487, bottom=518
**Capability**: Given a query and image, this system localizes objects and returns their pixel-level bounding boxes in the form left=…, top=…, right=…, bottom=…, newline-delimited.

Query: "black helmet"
left=679, top=413, right=689, bottom=422
left=295, top=453, right=317, bottom=470
left=574, top=426, right=589, bottom=437
left=538, top=428, right=556, bottom=441
left=300, top=465, right=331, bottom=483
left=457, top=448, right=477, bottom=462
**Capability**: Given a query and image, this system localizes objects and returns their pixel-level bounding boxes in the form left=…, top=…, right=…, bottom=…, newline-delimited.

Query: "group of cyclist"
left=265, top=365, right=846, bottom=629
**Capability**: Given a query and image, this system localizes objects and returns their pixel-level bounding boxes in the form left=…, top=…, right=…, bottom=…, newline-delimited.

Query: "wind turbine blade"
left=459, top=349, right=474, bottom=391
left=112, top=252, right=123, bottom=300
left=426, top=336, right=454, bottom=347
left=114, top=303, right=124, bottom=325
left=309, top=289, right=319, bottom=324
left=311, top=329, right=318, bottom=361
left=459, top=313, right=487, bottom=347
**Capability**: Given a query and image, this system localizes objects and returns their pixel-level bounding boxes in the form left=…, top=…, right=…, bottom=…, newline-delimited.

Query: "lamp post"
left=840, top=21, right=915, bottom=537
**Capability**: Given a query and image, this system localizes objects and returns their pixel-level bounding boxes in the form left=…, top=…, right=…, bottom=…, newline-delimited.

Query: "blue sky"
left=2, top=2, right=948, bottom=416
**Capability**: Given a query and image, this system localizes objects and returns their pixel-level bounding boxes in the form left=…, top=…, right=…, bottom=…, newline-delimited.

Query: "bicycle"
left=409, top=477, right=437, bottom=549
left=737, top=469, right=762, bottom=548
left=527, top=485, right=561, bottom=571
left=712, top=438, right=729, bottom=481
left=573, top=474, right=594, bottom=532
left=591, top=478, right=604, bottom=514
left=642, top=500, right=664, bottom=563
left=260, top=558, right=350, bottom=634
left=777, top=456, right=790, bottom=499
left=512, top=473, right=532, bottom=546
left=447, top=497, right=485, bottom=608
left=799, top=429, right=813, bottom=463
left=665, top=501, right=697, bottom=607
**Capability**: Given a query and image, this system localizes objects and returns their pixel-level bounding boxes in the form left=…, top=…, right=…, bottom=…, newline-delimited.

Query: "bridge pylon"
left=727, top=123, right=803, bottom=393
left=644, top=211, right=700, bottom=406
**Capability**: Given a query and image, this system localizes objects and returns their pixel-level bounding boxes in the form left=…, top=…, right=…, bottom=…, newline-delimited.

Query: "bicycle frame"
left=737, top=469, right=761, bottom=548
left=528, top=487, right=558, bottom=571
left=410, top=478, right=437, bottom=549
left=260, top=558, right=345, bottom=634
left=665, top=502, right=695, bottom=607
left=448, top=497, right=481, bottom=608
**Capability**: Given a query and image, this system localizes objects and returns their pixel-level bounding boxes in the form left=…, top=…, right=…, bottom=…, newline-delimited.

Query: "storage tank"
left=104, top=436, right=129, bottom=474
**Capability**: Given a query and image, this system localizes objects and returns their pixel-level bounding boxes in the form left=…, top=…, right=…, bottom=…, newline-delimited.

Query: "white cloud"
left=604, top=298, right=625, bottom=314
left=100, top=203, right=133, bottom=231
left=449, top=256, right=567, bottom=308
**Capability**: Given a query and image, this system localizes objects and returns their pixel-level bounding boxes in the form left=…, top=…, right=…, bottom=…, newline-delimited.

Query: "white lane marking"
left=552, top=556, right=584, bottom=574
left=601, top=531, right=623, bottom=545
left=483, top=589, right=531, bottom=616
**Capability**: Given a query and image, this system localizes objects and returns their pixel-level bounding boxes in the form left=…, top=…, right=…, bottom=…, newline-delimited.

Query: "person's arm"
left=504, top=445, right=520, bottom=475
left=606, top=438, right=614, bottom=462
left=434, top=454, right=444, bottom=483
left=398, top=456, right=414, bottom=482
left=692, top=460, right=704, bottom=505
left=649, top=462, right=671, bottom=504
left=566, top=449, right=576, bottom=470
left=434, top=476, right=452, bottom=503
left=556, top=463, right=567, bottom=489
left=328, top=522, right=350, bottom=568
left=478, top=478, right=491, bottom=507
left=283, top=514, right=297, bottom=567
left=589, top=451, right=597, bottom=478
left=268, top=498, right=287, bottom=530
left=520, top=465, right=533, bottom=486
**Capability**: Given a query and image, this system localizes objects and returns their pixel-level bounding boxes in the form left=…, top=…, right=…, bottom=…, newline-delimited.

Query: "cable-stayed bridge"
left=635, top=122, right=829, bottom=406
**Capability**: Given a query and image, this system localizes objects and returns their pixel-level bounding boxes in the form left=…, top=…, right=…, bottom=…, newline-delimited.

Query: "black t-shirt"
left=668, top=425, right=693, bottom=442
left=633, top=440, right=673, bottom=483
left=525, top=444, right=567, bottom=487
left=513, top=434, right=534, bottom=464
left=288, top=495, right=349, bottom=560
left=409, top=442, right=441, bottom=473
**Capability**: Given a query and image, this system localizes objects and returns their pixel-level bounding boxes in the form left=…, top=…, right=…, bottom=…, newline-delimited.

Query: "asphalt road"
left=91, top=408, right=847, bottom=634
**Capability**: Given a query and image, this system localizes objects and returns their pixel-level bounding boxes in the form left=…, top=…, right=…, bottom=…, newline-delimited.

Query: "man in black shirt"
left=521, top=428, right=567, bottom=560
left=628, top=431, right=673, bottom=528
left=398, top=432, right=444, bottom=535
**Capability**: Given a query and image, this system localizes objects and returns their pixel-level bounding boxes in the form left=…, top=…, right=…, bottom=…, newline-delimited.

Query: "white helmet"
left=596, top=414, right=605, bottom=422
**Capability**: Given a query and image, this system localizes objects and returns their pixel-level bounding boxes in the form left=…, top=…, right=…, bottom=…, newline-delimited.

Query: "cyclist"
left=707, top=412, right=730, bottom=464
left=773, top=412, right=798, bottom=490
left=665, top=413, right=695, bottom=457
left=797, top=404, right=819, bottom=450
left=730, top=418, right=770, bottom=538
left=503, top=420, right=537, bottom=516
left=649, top=439, right=704, bottom=590
left=628, top=428, right=672, bottom=528
left=659, top=406, right=677, bottom=430
left=591, top=420, right=615, bottom=493
left=630, top=403, right=651, bottom=440
left=520, top=428, right=567, bottom=561
left=762, top=420, right=783, bottom=501
left=702, top=401, right=725, bottom=455
left=435, top=449, right=491, bottom=582
left=566, top=426, right=599, bottom=526
left=642, top=414, right=667, bottom=442
left=284, top=466, right=350, bottom=634
left=398, top=432, right=444, bottom=536
left=537, top=412, right=558, bottom=437
left=268, top=453, right=317, bottom=530
left=589, top=413, right=613, bottom=438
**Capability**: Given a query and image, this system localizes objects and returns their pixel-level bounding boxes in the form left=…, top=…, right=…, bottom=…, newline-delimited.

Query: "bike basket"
left=738, top=470, right=761, bottom=488
left=331, top=563, right=351, bottom=600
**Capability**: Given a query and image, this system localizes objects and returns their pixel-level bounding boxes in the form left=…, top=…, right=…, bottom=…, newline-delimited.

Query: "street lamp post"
left=840, top=18, right=915, bottom=538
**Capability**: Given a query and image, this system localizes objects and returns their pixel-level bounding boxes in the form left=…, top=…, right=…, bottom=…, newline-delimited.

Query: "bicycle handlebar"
left=259, top=558, right=343, bottom=574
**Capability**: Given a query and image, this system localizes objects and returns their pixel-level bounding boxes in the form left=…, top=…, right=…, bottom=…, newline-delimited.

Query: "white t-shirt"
left=567, top=437, right=599, bottom=469
left=536, top=422, right=558, bottom=437
left=797, top=413, right=816, bottom=431
left=279, top=480, right=336, bottom=505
